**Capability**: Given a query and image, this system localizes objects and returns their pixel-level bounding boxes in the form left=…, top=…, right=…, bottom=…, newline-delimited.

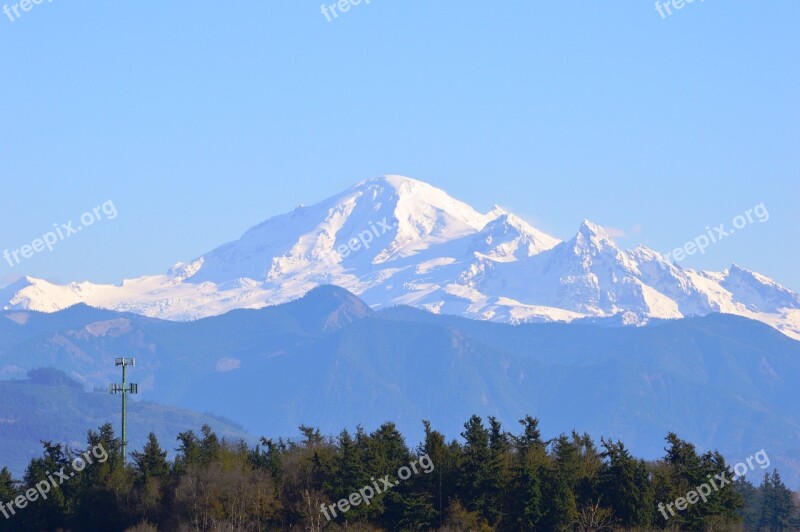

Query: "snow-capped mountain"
left=4, top=175, right=800, bottom=339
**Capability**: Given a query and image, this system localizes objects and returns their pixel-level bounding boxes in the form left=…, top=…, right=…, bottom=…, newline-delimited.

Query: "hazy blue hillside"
left=1, top=286, right=798, bottom=488
left=0, top=368, right=250, bottom=478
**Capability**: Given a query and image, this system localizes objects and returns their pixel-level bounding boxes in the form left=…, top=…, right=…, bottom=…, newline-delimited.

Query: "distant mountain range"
left=3, top=175, right=799, bottom=339
left=1, top=287, right=798, bottom=487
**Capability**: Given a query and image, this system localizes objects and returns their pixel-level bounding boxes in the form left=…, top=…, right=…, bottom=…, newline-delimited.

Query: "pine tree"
left=130, top=432, right=171, bottom=524
left=0, top=467, right=18, bottom=532
left=19, top=442, right=71, bottom=530
left=456, top=415, right=492, bottom=516
left=695, top=450, right=742, bottom=529
left=418, top=420, right=451, bottom=529
left=539, top=464, right=577, bottom=529
left=174, top=430, right=202, bottom=473
left=509, top=452, right=543, bottom=529
left=735, top=476, right=760, bottom=531
left=485, top=416, right=511, bottom=527
left=759, top=470, right=800, bottom=530
left=199, top=424, right=221, bottom=465
left=509, top=416, right=546, bottom=530
left=368, top=422, right=412, bottom=529
left=552, top=434, right=582, bottom=496
left=251, top=436, right=286, bottom=490
left=330, top=429, right=369, bottom=521
left=569, top=431, right=602, bottom=509
left=70, top=425, right=133, bottom=531
left=659, top=432, right=705, bottom=528
left=132, top=432, right=170, bottom=482
left=598, top=438, right=653, bottom=528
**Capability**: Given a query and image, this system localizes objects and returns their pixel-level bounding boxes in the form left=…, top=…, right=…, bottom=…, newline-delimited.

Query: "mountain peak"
left=721, top=264, right=800, bottom=311
left=2, top=176, right=798, bottom=340
left=487, top=204, right=509, bottom=219
left=357, top=174, right=422, bottom=189
left=284, top=285, right=374, bottom=332
left=577, top=219, right=610, bottom=238
left=471, top=212, right=559, bottom=259
left=571, top=220, right=620, bottom=256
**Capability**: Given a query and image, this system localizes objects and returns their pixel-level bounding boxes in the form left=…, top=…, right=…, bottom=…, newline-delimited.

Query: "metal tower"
left=109, top=357, right=138, bottom=462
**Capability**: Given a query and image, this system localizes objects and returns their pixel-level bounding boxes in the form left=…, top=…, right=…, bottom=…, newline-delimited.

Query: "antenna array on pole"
left=109, top=357, right=138, bottom=462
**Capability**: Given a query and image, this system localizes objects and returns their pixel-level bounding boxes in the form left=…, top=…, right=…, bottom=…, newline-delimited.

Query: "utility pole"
left=109, top=357, right=138, bottom=462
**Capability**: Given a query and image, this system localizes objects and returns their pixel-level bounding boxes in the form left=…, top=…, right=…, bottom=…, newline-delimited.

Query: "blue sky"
left=0, top=1, right=798, bottom=289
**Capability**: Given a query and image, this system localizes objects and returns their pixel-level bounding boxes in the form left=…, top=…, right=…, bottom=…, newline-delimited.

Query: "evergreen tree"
left=509, top=451, right=543, bottom=529
left=0, top=467, right=18, bottom=532
left=695, top=450, right=742, bottom=529
left=508, top=416, right=546, bottom=530
left=369, top=422, right=412, bottom=529
left=199, top=424, right=221, bottom=466
left=174, top=429, right=202, bottom=473
left=569, top=431, right=602, bottom=509
left=655, top=434, right=742, bottom=530
left=131, top=432, right=171, bottom=524
left=456, top=415, right=492, bottom=517
left=735, top=476, right=760, bottom=531
left=758, top=470, right=800, bottom=531
left=19, top=442, right=71, bottom=530
left=70, top=425, right=132, bottom=531
left=598, top=438, right=653, bottom=528
left=539, top=464, right=577, bottom=529
left=418, top=420, right=451, bottom=529
left=485, top=416, right=511, bottom=527
left=132, top=432, right=170, bottom=482
left=251, top=436, right=286, bottom=490
left=658, top=432, right=705, bottom=528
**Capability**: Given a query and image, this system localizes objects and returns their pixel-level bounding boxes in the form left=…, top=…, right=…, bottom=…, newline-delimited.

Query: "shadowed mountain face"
left=1, top=285, right=798, bottom=487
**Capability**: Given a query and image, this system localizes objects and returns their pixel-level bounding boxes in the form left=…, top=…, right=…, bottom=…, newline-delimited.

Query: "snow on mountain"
left=3, top=175, right=800, bottom=339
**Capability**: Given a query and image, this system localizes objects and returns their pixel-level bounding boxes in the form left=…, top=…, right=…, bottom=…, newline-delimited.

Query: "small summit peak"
left=357, top=175, right=424, bottom=190
left=578, top=219, right=608, bottom=237
left=487, top=204, right=509, bottom=219
left=569, top=219, right=622, bottom=256
left=723, top=263, right=749, bottom=278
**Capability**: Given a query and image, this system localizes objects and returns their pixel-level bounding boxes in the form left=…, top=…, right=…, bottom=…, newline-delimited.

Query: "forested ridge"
left=0, top=416, right=797, bottom=531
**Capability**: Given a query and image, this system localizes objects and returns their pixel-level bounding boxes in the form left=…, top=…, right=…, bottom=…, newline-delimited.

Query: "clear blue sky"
left=1, top=1, right=798, bottom=289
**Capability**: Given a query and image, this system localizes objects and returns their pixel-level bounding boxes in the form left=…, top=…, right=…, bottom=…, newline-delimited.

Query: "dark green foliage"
left=131, top=432, right=169, bottom=482
left=0, top=416, right=793, bottom=530
left=653, top=434, right=744, bottom=530
left=0, top=468, right=16, bottom=532
left=457, top=415, right=492, bottom=516
left=598, top=438, right=654, bottom=528
left=18, top=441, right=71, bottom=530
left=756, top=470, right=800, bottom=530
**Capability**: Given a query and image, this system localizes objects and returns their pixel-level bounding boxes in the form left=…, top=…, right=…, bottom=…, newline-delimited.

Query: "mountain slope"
left=1, top=289, right=798, bottom=487
left=3, top=175, right=799, bottom=339
left=0, top=369, right=250, bottom=478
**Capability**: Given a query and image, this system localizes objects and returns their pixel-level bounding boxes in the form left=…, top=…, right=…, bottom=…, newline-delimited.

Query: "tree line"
left=0, top=416, right=797, bottom=531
